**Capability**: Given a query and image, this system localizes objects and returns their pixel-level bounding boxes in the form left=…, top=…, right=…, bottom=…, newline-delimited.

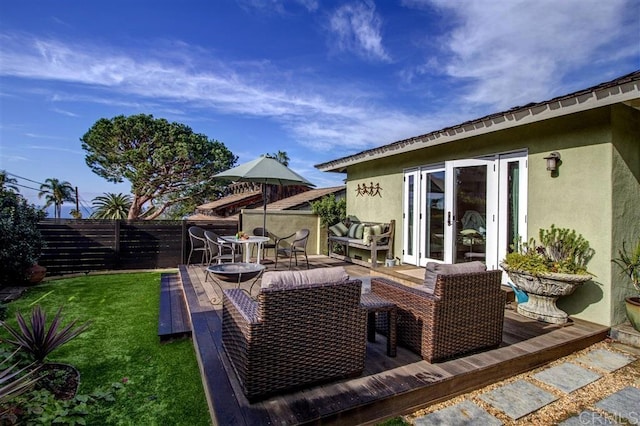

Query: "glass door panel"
left=402, top=170, right=419, bottom=265
left=419, top=169, right=445, bottom=265
left=444, top=158, right=497, bottom=265
left=453, top=165, right=487, bottom=263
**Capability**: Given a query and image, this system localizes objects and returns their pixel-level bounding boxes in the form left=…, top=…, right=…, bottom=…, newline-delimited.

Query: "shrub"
left=0, top=190, right=46, bottom=285
left=311, top=194, right=346, bottom=227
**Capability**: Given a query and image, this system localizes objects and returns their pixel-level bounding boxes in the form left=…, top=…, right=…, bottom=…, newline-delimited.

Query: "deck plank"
left=177, top=260, right=610, bottom=425
left=158, top=273, right=191, bottom=340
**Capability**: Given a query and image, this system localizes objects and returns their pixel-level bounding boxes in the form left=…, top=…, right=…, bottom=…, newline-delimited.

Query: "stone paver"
left=478, top=379, right=557, bottom=420
left=558, top=410, right=617, bottom=425
left=595, top=386, right=640, bottom=424
left=413, top=400, right=502, bottom=426
left=574, top=349, right=635, bottom=372
left=533, top=362, right=601, bottom=393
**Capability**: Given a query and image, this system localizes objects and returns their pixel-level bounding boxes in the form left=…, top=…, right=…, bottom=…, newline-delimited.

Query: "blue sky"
left=1, top=0, right=639, bottom=212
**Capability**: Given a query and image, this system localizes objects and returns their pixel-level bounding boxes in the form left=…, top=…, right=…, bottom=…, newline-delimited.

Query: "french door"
left=402, top=152, right=527, bottom=270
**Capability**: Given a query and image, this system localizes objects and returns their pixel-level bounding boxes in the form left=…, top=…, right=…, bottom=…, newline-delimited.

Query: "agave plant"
left=0, top=306, right=91, bottom=363
left=0, top=348, right=40, bottom=404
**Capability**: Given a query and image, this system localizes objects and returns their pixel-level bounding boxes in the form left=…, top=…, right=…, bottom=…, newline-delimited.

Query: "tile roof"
left=316, top=70, right=640, bottom=173
left=245, top=186, right=345, bottom=211
left=196, top=191, right=262, bottom=210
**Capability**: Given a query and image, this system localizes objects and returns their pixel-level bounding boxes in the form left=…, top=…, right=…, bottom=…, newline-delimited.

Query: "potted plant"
left=500, top=225, right=594, bottom=324
left=612, top=239, right=640, bottom=331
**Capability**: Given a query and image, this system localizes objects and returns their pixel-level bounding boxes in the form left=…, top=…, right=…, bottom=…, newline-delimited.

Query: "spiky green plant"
left=612, top=239, right=640, bottom=294
left=0, top=348, right=40, bottom=404
left=0, top=306, right=91, bottom=363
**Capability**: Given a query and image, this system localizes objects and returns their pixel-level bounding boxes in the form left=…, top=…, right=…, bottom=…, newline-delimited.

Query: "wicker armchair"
left=371, top=269, right=505, bottom=363
left=222, top=269, right=367, bottom=402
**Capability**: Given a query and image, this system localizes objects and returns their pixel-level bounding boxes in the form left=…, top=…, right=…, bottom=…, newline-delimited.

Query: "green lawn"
left=3, top=272, right=211, bottom=425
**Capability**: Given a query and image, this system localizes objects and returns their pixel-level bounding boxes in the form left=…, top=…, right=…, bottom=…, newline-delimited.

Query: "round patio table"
left=205, top=262, right=266, bottom=304
left=221, top=236, right=270, bottom=264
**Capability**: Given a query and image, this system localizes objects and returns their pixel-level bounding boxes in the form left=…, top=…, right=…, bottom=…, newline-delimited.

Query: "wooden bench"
left=328, top=220, right=395, bottom=269
left=158, top=273, right=192, bottom=342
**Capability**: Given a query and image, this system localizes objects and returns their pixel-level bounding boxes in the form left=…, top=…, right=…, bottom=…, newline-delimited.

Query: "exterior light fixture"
left=544, top=152, right=561, bottom=173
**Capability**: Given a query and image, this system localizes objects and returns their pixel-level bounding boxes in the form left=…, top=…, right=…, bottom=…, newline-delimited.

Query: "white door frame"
left=402, top=151, right=527, bottom=269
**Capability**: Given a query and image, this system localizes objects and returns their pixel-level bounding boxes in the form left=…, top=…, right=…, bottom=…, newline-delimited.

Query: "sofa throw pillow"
left=348, top=223, right=360, bottom=238
left=261, top=266, right=349, bottom=289
left=362, top=224, right=383, bottom=245
left=355, top=223, right=365, bottom=239
left=423, top=261, right=487, bottom=293
left=329, top=222, right=348, bottom=237
left=362, top=226, right=371, bottom=246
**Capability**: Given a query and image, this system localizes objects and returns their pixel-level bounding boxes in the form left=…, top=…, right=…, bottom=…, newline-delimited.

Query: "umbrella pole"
left=262, top=183, right=267, bottom=235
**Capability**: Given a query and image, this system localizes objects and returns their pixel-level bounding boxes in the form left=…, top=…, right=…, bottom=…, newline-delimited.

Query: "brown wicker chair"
left=371, top=270, right=505, bottom=363
left=222, top=271, right=367, bottom=402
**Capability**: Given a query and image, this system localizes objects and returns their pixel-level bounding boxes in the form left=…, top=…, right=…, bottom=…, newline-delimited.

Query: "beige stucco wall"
left=340, top=104, right=639, bottom=326
left=240, top=209, right=324, bottom=256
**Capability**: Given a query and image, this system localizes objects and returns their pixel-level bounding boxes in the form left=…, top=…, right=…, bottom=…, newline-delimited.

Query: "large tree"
left=81, top=114, right=237, bottom=220
left=38, top=178, right=76, bottom=219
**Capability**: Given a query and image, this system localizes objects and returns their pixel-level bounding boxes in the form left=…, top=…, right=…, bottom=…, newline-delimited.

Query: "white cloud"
left=328, top=2, right=391, bottom=62
left=0, top=32, right=424, bottom=152
left=405, top=0, right=636, bottom=109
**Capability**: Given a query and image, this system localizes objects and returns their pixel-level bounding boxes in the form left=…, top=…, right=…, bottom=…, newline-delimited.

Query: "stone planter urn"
left=500, top=263, right=592, bottom=324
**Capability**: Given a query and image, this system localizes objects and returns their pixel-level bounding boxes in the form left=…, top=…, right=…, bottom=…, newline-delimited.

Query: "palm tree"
left=0, top=170, right=19, bottom=193
left=38, top=178, right=76, bottom=219
left=90, top=193, right=132, bottom=219
left=267, top=151, right=290, bottom=166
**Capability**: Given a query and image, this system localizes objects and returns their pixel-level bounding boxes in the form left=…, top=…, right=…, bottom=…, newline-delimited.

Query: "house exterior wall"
left=343, top=104, right=639, bottom=326
left=611, top=104, right=640, bottom=324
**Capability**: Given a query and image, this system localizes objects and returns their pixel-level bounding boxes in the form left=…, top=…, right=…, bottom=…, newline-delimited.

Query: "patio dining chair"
left=187, top=226, right=207, bottom=264
left=274, top=228, right=310, bottom=269
left=251, top=227, right=276, bottom=260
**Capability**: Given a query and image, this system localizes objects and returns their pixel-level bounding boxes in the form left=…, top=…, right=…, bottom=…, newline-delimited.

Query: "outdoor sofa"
left=371, top=261, right=505, bottom=363
left=328, top=219, right=395, bottom=268
left=221, top=267, right=367, bottom=402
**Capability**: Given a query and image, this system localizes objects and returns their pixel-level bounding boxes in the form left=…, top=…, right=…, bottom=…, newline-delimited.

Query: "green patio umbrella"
left=213, top=156, right=315, bottom=236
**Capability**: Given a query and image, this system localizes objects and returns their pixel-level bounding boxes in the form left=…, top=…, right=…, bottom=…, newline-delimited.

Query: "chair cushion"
left=329, top=222, right=349, bottom=237
left=423, top=261, right=487, bottom=293
left=354, top=224, right=365, bottom=239
left=261, top=266, right=349, bottom=289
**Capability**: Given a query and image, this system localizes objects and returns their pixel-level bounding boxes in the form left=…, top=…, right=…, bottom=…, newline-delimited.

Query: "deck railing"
left=37, top=219, right=238, bottom=276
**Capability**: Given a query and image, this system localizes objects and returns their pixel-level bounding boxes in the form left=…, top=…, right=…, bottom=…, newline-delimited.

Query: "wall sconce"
left=544, top=152, right=561, bottom=173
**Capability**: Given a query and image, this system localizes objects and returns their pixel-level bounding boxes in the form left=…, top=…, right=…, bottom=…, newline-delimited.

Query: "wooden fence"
left=37, top=219, right=238, bottom=276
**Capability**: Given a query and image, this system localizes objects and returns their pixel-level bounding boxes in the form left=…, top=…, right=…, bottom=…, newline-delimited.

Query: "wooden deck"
left=176, top=256, right=610, bottom=425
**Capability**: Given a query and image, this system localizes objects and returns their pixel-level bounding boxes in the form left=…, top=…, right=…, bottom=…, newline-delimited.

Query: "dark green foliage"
left=0, top=190, right=46, bottom=285
left=1, top=306, right=91, bottom=363
left=311, top=194, right=346, bottom=227
left=504, top=225, right=594, bottom=275
left=81, top=114, right=237, bottom=219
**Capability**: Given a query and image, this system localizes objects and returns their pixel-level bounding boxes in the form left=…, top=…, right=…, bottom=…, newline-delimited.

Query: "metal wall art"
left=355, top=182, right=382, bottom=197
